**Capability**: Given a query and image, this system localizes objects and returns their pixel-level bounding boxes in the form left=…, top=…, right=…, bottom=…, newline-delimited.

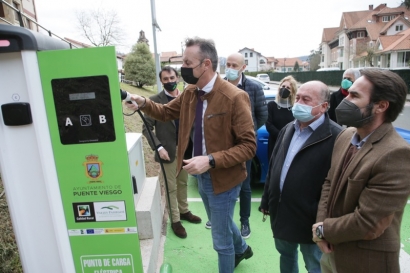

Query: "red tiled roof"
left=341, top=10, right=370, bottom=29
left=276, top=57, right=304, bottom=67
left=266, top=56, right=276, bottom=63
left=322, top=27, right=339, bottom=43
left=324, top=4, right=410, bottom=44
left=378, top=35, right=401, bottom=50
left=380, top=27, right=410, bottom=52
left=161, top=51, right=178, bottom=57
left=64, top=37, right=92, bottom=48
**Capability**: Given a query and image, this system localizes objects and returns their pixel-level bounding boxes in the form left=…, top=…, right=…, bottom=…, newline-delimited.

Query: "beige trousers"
left=159, top=153, right=188, bottom=223
left=320, top=252, right=338, bottom=273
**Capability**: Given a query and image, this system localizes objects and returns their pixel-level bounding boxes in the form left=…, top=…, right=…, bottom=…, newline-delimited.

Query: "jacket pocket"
left=344, top=177, right=365, bottom=209
left=206, top=112, right=227, bottom=119
left=357, top=238, right=399, bottom=252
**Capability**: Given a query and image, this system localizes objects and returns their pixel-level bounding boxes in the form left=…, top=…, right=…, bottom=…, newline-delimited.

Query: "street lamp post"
left=150, top=0, right=162, bottom=93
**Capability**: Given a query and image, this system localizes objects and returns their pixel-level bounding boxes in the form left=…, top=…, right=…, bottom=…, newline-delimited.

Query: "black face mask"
left=163, top=81, right=177, bottom=92
left=279, top=87, right=291, bottom=99
left=335, top=99, right=374, bottom=127
left=181, top=62, right=203, bottom=84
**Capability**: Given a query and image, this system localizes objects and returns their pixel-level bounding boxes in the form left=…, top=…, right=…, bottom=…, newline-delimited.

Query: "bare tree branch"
left=76, top=8, right=124, bottom=47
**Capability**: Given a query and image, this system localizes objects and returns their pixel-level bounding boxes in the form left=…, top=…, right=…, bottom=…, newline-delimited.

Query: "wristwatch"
left=316, top=225, right=324, bottom=239
left=208, top=154, right=215, bottom=168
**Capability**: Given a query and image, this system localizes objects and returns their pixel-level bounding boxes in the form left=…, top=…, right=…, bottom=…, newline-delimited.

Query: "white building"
left=238, top=47, right=268, bottom=72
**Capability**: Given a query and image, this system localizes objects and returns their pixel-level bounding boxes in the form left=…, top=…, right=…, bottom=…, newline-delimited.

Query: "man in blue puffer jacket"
left=205, top=52, right=268, bottom=239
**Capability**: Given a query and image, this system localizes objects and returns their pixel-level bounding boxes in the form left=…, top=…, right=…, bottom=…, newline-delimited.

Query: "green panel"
left=37, top=47, right=143, bottom=272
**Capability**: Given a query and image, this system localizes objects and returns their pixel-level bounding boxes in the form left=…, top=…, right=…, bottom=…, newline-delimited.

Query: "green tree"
left=124, top=43, right=156, bottom=88
left=362, top=48, right=375, bottom=67
left=404, top=0, right=410, bottom=9
left=293, top=61, right=300, bottom=72
left=308, top=49, right=321, bottom=71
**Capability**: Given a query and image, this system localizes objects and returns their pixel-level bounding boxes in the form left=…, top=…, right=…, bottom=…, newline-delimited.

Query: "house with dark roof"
left=320, top=3, right=410, bottom=69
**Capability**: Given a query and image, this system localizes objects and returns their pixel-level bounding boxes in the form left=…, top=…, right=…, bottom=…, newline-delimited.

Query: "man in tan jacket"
left=127, top=37, right=256, bottom=273
left=312, top=68, right=410, bottom=273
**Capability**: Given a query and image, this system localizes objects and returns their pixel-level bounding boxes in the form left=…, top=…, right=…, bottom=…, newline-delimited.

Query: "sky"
left=34, top=0, right=405, bottom=58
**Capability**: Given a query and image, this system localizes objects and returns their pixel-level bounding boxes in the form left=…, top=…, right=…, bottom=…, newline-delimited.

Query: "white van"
left=316, top=67, right=340, bottom=72
left=256, top=73, right=270, bottom=83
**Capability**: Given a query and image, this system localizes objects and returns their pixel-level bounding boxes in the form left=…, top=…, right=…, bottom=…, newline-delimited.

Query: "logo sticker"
left=73, top=202, right=96, bottom=222
left=94, top=201, right=127, bottom=221
left=83, top=154, right=103, bottom=180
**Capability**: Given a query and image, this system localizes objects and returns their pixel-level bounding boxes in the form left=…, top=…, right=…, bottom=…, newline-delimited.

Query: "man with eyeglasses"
left=260, top=81, right=342, bottom=273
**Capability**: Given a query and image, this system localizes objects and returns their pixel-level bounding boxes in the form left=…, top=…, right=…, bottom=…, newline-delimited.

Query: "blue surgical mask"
left=225, top=68, right=240, bottom=81
left=341, top=78, right=353, bottom=90
left=292, top=103, right=322, bottom=122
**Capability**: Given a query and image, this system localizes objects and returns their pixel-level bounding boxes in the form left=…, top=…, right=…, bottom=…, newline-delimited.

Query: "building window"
left=245, top=60, right=248, bottom=65
left=397, top=51, right=410, bottom=67
left=339, top=36, right=344, bottom=46
left=250, top=52, right=253, bottom=57
left=339, top=49, right=344, bottom=57
left=245, top=53, right=248, bottom=57
left=357, top=31, right=365, bottom=38
left=12, top=1, right=20, bottom=21
left=396, top=24, right=403, bottom=31
left=0, top=2, right=5, bottom=18
left=321, top=55, right=324, bottom=62
left=259, top=59, right=265, bottom=64
left=382, top=15, right=395, bottom=22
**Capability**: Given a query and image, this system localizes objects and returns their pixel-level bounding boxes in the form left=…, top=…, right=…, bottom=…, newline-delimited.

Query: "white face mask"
left=225, top=68, right=240, bottom=81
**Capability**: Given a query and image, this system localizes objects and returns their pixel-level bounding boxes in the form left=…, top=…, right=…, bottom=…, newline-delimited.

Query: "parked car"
left=220, top=74, right=274, bottom=94
left=252, top=100, right=410, bottom=183
left=246, top=75, right=274, bottom=93
left=256, top=73, right=270, bottom=83
left=251, top=90, right=276, bottom=184
left=317, top=67, right=340, bottom=71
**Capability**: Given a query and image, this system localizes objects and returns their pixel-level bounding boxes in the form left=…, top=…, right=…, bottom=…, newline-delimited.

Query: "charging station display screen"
left=51, top=75, right=115, bottom=145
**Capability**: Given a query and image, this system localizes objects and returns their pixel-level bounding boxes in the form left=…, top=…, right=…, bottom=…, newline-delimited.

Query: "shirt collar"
left=237, top=74, right=243, bottom=87
left=351, top=131, right=373, bottom=148
left=163, top=89, right=180, bottom=97
left=201, top=73, right=218, bottom=93
left=293, top=114, right=325, bottom=132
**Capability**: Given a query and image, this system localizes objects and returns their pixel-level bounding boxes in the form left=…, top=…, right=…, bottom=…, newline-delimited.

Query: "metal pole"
left=150, top=0, right=162, bottom=93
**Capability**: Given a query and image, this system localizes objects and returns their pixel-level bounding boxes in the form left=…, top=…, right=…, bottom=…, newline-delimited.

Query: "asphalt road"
left=394, top=101, right=410, bottom=130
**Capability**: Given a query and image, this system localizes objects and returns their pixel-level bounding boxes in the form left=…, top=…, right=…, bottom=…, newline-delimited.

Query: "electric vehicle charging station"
left=0, top=24, right=143, bottom=273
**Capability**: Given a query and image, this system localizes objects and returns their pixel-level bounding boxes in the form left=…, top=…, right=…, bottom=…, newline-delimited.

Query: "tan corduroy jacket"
left=316, top=123, right=410, bottom=272
left=141, top=75, right=256, bottom=194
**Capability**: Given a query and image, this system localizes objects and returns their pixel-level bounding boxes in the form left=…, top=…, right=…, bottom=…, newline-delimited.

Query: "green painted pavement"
left=163, top=176, right=410, bottom=272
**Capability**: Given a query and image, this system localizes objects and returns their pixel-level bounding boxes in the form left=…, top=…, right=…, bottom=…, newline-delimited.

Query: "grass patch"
left=0, top=176, right=23, bottom=273
left=0, top=83, right=160, bottom=272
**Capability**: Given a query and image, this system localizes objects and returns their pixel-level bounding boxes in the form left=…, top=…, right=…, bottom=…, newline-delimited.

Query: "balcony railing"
left=0, top=0, right=78, bottom=48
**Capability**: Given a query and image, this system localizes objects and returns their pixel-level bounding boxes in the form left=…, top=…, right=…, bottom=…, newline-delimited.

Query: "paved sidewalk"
left=161, top=177, right=410, bottom=272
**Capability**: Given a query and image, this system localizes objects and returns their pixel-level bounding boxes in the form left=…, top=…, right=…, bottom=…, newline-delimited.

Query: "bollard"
left=159, top=263, right=173, bottom=273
